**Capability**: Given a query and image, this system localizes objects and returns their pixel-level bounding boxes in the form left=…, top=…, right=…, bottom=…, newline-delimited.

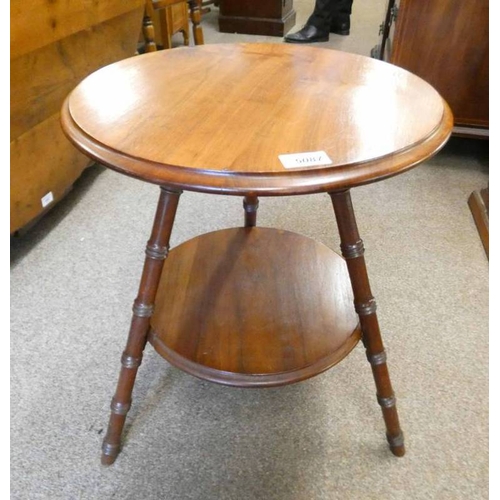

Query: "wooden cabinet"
left=10, top=0, right=145, bottom=233
left=218, top=0, right=296, bottom=36
left=374, top=0, right=488, bottom=136
left=150, top=2, right=190, bottom=49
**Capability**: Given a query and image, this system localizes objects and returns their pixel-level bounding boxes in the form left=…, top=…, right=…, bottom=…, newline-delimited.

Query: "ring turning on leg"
left=101, top=187, right=181, bottom=465
left=329, top=190, right=405, bottom=457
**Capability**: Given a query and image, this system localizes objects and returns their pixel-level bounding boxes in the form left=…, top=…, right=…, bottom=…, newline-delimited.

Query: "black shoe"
left=330, top=16, right=350, bottom=36
left=284, top=24, right=329, bottom=44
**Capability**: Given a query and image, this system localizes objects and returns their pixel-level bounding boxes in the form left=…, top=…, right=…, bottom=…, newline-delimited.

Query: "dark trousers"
left=307, top=0, right=354, bottom=30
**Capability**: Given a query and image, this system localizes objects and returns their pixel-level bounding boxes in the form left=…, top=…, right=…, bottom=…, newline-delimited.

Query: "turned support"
left=329, top=190, right=405, bottom=457
left=101, top=187, right=181, bottom=465
left=243, top=196, right=259, bottom=227
left=187, top=0, right=204, bottom=45
left=142, top=4, right=157, bottom=53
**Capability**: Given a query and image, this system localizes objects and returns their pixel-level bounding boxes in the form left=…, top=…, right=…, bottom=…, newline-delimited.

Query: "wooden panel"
left=391, top=0, right=488, bottom=127
left=219, top=0, right=292, bottom=18
left=10, top=5, right=144, bottom=233
left=150, top=2, right=189, bottom=49
left=10, top=0, right=144, bottom=59
left=218, top=0, right=296, bottom=36
left=10, top=114, right=89, bottom=233
left=11, top=8, right=145, bottom=141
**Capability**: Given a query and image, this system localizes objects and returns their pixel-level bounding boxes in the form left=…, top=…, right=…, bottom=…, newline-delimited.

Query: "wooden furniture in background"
left=374, top=0, right=488, bottom=138
left=10, top=0, right=144, bottom=234
left=154, top=1, right=190, bottom=48
left=218, top=0, right=296, bottom=36
left=143, top=0, right=204, bottom=52
left=61, top=44, right=453, bottom=464
left=468, top=188, right=489, bottom=259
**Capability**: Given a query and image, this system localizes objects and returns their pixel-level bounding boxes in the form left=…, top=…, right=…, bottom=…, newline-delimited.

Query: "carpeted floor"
left=11, top=1, right=489, bottom=499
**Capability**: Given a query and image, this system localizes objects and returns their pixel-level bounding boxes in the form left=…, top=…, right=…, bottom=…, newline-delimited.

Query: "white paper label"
left=41, top=191, right=54, bottom=208
left=279, top=151, right=332, bottom=169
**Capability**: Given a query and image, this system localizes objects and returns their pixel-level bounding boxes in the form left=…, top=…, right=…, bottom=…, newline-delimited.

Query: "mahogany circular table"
left=61, top=43, right=453, bottom=465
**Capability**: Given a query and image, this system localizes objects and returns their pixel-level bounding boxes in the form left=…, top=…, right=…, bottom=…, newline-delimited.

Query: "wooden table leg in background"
left=468, top=187, right=489, bottom=259
left=330, top=190, right=405, bottom=457
left=187, top=0, right=204, bottom=45
left=142, top=2, right=158, bottom=52
left=101, top=188, right=181, bottom=465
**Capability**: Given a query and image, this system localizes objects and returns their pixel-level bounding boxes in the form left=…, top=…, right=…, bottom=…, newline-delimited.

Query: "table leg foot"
left=330, top=190, right=405, bottom=457
left=387, top=432, right=405, bottom=457
left=100, top=187, right=181, bottom=464
left=101, top=441, right=120, bottom=465
left=243, top=196, right=259, bottom=227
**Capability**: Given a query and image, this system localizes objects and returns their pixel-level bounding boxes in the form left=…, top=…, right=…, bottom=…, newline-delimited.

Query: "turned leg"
left=182, top=28, right=189, bottom=46
left=142, top=4, right=158, bottom=53
left=187, top=0, right=205, bottom=45
left=101, top=187, right=181, bottom=465
left=329, top=190, right=405, bottom=457
left=243, top=196, right=259, bottom=227
left=158, top=8, right=173, bottom=50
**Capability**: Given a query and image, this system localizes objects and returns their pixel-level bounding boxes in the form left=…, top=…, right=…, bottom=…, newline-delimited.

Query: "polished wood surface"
left=11, top=0, right=144, bottom=233
left=61, top=43, right=456, bottom=463
left=149, top=227, right=361, bottom=387
left=382, top=0, right=488, bottom=131
left=243, top=196, right=259, bottom=227
left=62, top=43, right=453, bottom=195
left=10, top=0, right=143, bottom=60
left=330, top=190, right=404, bottom=456
left=101, top=188, right=181, bottom=465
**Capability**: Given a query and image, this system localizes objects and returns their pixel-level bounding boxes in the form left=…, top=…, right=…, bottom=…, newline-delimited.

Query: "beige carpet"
left=11, top=1, right=488, bottom=499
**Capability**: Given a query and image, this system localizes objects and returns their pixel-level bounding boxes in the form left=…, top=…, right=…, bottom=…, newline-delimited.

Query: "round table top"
left=61, top=43, right=453, bottom=195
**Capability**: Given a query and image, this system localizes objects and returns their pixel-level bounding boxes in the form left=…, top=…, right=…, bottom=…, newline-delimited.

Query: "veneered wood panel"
left=62, top=43, right=453, bottom=195
left=218, top=0, right=295, bottom=36
left=391, top=0, right=488, bottom=127
left=10, top=114, right=89, bottom=233
left=65, top=44, right=446, bottom=175
left=219, top=0, right=292, bottom=18
left=10, top=0, right=144, bottom=59
left=11, top=8, right=145, bottom=141
left=11, top=5, right=144, bottom=233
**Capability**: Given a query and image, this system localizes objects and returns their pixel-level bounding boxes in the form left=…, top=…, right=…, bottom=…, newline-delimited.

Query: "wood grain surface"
left=10, top=0, right=144, bottom=60
left=149, top=227, right=361, bottom=387
left=62, top=43, right=453, bottom=195
left=11, top=2, right=144, bottom=233
left=391, top=0, right=488, bottom=128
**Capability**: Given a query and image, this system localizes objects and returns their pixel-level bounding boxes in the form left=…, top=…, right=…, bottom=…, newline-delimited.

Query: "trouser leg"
left=307, top=0, right=354, bottom=31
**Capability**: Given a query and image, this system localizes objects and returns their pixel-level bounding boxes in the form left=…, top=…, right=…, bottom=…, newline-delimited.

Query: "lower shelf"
left=149, top=227, right=361, bottom=387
